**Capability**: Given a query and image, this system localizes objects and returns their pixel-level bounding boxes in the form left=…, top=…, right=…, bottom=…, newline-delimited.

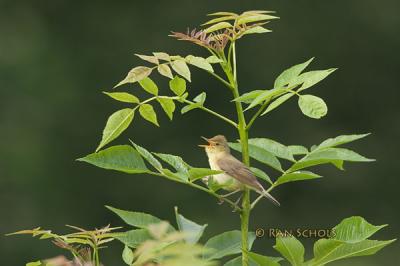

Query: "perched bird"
left=199, top=135, right=280, bottom=206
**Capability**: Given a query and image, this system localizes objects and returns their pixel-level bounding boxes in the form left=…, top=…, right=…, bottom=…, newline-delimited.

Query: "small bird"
left=199, top=135, right=280, bottom=206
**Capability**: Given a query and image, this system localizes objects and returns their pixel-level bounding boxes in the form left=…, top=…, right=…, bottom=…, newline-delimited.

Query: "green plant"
left=11, top=10, right=395, bottom=266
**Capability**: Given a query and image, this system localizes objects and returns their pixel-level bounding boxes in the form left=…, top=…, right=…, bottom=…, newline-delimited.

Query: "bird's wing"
left=217, top=156, right=262, bottom=191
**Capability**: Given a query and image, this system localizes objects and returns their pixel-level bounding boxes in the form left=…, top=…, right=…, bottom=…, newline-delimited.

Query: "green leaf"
left=202, top=15, right=236, bottom=26
left=186, top=55, right=214, bottom=72
left=275, top=171, right=321, bottom=186
left=289, top=147, right=373, bottom=172
left=122, top=245, right=134, bottom=265
left=248, top=138, right=295, bottom=161
left=188, top=168, right=224, bottom=182
left=169, top=76, right=187, bottom=96
left=288, top=145, right=309, bottom=155
left=273, top=236, right=305, bottom=266
left=157, top=64, right=173, bottom=79
left=181, top=93, right=206, bottom=114
left=175, top=207, right=207, bottom=244
left=194, top=92, right=207, bottom=104
left=139, top=77, right=158, bottom=95
left=106, top=206, right=172, bottom=230
left=206, top=55, right=224, bottom=63
left=250, top=167, right=272, bottom=184
left=153, top=153, right=190, bottom=181
left=207, top=11, right=238, bottom=16
left=204, top=21, right=232, bottom=33
left=243, top=26, right=272, bottom=35
left=114, top=229, right=151, bottom=248
left=78, top=145, right=148, bottom=173
left=233, top=90, right=265, bottom=104
left=296, top=68, right=337, bottom=92
left=135, top=54, right=159, bottom=64
left=261, top=93, right=295, bottom=115
left=310, top=239, right=395, bottom=266
left=157, top=98, right=176, bottom=120
left=333, top=216, right=388, bottom=243
left=229, top=143, right=283, bottom=172
left=130, top=141, right=162, bottom=171
left=139, top=104, right=159, bottom=126
left=317, top=133, right=370, bottom=150
left=274, top=58, right=314, bottom=89
left=115, top=66, right=152, bottom=87
left=171, top=59, right=191, bottom=81
left=298, top=95, right=328, bottom=119
left=153, top=52, right=170, bottom=61
left=103, top=92, right=139, bottom=103
left=245, top=89, right=286, bottom=111
left=96, top=108, right=135, bottom=151
left=248, top=252, right=283, bottom=266
left=237, top=14, right=278, bottom=25
left=204, top=230, right=256, bottom=260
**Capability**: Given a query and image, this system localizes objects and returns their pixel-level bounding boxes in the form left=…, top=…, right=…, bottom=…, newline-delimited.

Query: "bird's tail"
left=258, top=187, right=280, bottom=206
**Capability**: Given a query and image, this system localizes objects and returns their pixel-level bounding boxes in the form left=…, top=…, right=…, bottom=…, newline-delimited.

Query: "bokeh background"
left=1, top=0, right=399, bottom=265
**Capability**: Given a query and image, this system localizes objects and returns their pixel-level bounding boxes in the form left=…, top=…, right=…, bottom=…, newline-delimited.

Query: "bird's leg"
left=231, top=194, right=243, bottom=212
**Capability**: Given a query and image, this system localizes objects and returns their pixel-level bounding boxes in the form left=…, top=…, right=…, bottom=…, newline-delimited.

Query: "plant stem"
left=226, top=41, right=252, bottom=266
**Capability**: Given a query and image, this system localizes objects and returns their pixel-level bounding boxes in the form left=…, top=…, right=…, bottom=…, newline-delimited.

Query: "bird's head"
left=199, top=135, right=230, bottom=155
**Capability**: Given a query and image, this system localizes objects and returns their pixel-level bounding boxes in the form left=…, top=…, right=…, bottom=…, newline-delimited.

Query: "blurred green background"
left=1, top=0, right=399, bottom=265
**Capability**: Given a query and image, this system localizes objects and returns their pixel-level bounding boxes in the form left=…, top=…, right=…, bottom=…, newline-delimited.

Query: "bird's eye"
left=215, top=143, right=220, bottom=146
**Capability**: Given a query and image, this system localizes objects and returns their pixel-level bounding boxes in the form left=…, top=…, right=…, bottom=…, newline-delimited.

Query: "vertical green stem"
left=225, top=42, right=251, bottom=266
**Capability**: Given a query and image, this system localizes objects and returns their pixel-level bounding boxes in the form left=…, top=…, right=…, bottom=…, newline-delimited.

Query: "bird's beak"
left=198, top=136, right=212, bottom=147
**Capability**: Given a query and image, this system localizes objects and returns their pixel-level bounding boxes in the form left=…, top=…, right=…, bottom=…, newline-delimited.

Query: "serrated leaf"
left=96, top=108, right=135, bottom=151
left=78, top=145, right=148, bottom=173
left=135, top=54, right=159, bottom=64
left=317, top=133, right=370, bottom=150
left=261, top=93, right=294, bottom=115
left=202, top=15, right=236, bottom=26
left=273, top=236, right=305, bottom=266
left=169, top=76, right=186, bottom=96
left=204, top=230, right=256, bottom=260
left=296, top=68, right=337, bottom=92
left=153, top=52, right=170, bottom=61
left=243, top=26, right=272, bottom=35
left=157, top=98, right=175, bottom=120
left=204, top=21, right=232, bottom=33
left=274, top=58, right=314, bottom=89
left=298, top=95, right=328, bottom=119
left=115, top=66, right=152, bottom=87
left=333, top=216, right=388, bottom=243
left=171, top=59, right=191, bottom=81
left=157, top=64, right=173, bottom=79
left=175, top=207, right=207, bottom=244
left=122, top=245, right=134, bottom=265
left=288, top=145, right=309, bottom=155
left=275, top=171, right=321, bottom=186
left=186, top=55, right=214, bottom=72
left=139, top=77, right=158, bottom=95
left=130, top=141, right=162, bottom=171
left=310, top=239, right=395, bottom=266
left=237, top=14, right=278, bottom=25
left=245, top=89, right=286, bottom=111
left=250, top=167, right=272, bottom=184
left=115, top=229, right=151, bottom=248
left=153, top=153, right=189, bottom=181
left=106, top=206, right=172, bottom=230
left=233, top=90, right=264, bottom=104
left=206, top=55, right=224, bottom=64
left=103, top=92, right=139, bottom=103
left=188, top=168, right=224, bottom=182
left=229, top=143, right=283, bottom=172
left=248, top=138, right=295, bottom=161
left=139, top=104, right=159, bottom=126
